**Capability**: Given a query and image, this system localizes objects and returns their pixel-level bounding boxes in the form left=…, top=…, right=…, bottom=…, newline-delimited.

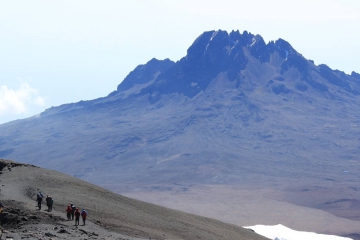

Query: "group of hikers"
left=36, top=191, right=53, bottom=212
left=66, top=203, right=87, bottom=226
left=36, top=191, right=87, bottom=226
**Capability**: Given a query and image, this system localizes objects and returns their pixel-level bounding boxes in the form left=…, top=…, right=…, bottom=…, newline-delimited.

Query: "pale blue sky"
left=1, top=0, right=360, bottom=124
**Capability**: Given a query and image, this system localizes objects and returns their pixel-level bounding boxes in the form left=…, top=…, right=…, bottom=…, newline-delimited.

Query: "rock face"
left=1, top=30, right=360, bottom=226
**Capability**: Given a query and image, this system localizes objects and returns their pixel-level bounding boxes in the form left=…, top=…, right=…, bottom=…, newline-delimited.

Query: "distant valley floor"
left=113, top=184, right=360, bottom=239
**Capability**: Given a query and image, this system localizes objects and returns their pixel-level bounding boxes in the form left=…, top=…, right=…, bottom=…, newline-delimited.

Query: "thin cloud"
left=0, top=82, right=45, bottom=116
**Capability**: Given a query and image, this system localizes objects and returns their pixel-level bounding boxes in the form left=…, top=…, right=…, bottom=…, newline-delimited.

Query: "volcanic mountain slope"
left=0, top=159, right=267, bottom=240
left=1, top=30, right=360, bottom=237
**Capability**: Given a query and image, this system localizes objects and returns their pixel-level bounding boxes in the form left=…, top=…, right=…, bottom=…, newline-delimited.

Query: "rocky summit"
left=1, top=30, right=360, bottom=238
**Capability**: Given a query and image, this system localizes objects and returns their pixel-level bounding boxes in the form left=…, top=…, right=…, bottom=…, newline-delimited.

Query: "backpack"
left=81, top=210, right=87, bottom=217
left=37, top=193, right=43, bottom=200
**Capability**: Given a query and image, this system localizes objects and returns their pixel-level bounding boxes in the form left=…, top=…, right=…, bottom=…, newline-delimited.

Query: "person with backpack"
left=71, top=204, right=76, bottom=220
left=74, top=208, right=80, bottom=226
left=66, top=205, right=72, bottom=220
left=81, top=209, right=87, bottom=225
left=36, top=191, right=44, bottom=210
left=46, top=195, right=53, bottom=212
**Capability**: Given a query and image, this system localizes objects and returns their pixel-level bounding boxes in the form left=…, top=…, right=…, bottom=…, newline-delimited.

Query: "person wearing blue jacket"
left=36, top=191, right=44, bottom=210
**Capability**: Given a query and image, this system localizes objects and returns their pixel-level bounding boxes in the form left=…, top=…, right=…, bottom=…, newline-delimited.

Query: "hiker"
left=81, top=209, right=87, bottom=225
left=0, top=202, right=4, bottom=214
left=74, top=208, right=80, bottom=226
left=66, top=205, right=72, bottom=220
left=36, top=191, right=44, bottom=210
left=46, top=195, right=53, bottom=212
left=71, top=203, right=76, bottom=220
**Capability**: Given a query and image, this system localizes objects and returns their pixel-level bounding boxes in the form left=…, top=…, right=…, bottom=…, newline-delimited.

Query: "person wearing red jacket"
left=65, top=205, right=72, bottom=220
left=74, top=208, right=80, bottom=226
left=81, top=209, right=87, bottom=225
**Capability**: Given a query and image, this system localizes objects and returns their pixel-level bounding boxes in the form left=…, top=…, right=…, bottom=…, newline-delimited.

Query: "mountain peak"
left=275, top=38, right=295, bottom=52
left=247, top=34, right=269, bottom=62
left=113, top=29, right=360, bottom=101
left=117, top=58, right=175, bottom=92
left=351, top=71, right=360, bottom=79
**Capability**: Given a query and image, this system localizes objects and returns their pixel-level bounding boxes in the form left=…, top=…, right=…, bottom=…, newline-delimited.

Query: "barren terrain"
left=121, top=184, right=360, bottom=239
left=0, top=159, right=267, bottom=240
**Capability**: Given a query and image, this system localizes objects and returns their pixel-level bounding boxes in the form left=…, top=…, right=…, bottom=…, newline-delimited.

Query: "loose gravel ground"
left=0, top=159, right=268, bottom=240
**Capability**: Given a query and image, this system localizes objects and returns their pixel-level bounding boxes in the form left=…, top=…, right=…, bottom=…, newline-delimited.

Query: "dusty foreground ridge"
left=0, top=159, right=268, bottom=240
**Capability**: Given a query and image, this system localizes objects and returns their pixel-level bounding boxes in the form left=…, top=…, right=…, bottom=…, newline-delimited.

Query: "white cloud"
left=0, top=82, right=45, bottom=116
